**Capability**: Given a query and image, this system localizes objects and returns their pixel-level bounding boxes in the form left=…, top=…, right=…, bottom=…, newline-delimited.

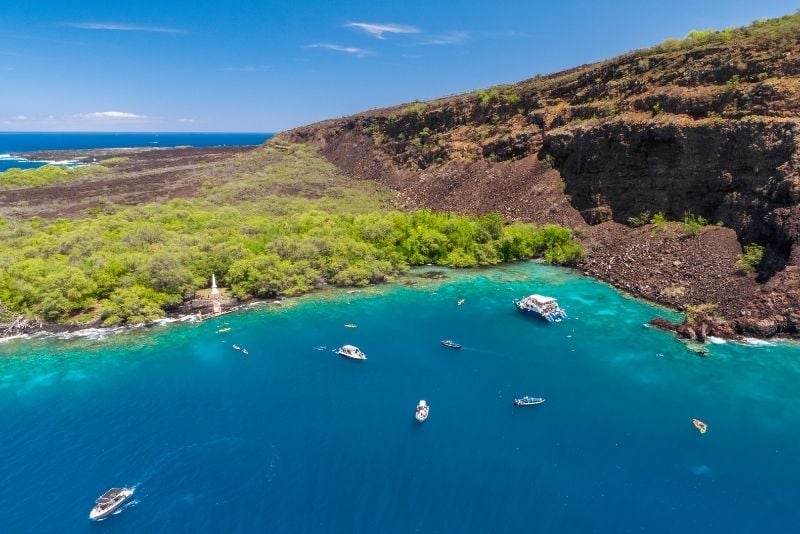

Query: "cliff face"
left=282, top=13, right=800, bottom=337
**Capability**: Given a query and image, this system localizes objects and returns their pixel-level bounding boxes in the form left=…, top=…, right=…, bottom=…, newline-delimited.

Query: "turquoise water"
left=1, top=263, right=798, bottom=533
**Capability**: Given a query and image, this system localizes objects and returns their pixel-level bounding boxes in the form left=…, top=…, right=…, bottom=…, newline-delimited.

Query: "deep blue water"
left=1, top=263, right=799, bottom=533
left=0, top=132, right=272, bottom=171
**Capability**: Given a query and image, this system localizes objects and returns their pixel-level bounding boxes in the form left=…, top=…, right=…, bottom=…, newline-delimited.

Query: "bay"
left=0, top=262, right=798, bottom=533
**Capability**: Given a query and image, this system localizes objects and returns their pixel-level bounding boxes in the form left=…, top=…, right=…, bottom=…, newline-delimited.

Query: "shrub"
left=650, top=212, right=667, bottom=228
left=682, top=213, right=709, bottom=236
left=726, top=74, right=741, bottom=91
left=627, top=211, right=651, bottom=228
left=735, top=244, right=764, bottom=274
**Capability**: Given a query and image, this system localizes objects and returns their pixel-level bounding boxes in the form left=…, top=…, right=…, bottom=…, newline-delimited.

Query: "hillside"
left=281, top=13, right=800, bottom=338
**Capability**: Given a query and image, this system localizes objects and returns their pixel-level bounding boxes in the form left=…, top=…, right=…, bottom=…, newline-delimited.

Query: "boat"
left=514, top=294, right=567, bottom=323
left=514, top=396, right=545, bottom=406
left=232, top=344, right=241, bottom=350
left=692, top=418, right=708, bottom=434
left=242, top=348, right=249, bottom=355
left=336, top=345, right=366, bottom=360
left=441, top=339, right=462, bottom=349
left=344, top=323, right=357, bottom=328
left=415, top=400, right=429, bottom=422
left=217, top=327, right=231, bottom=333
left=457, top=299, right=465, bottom=306
left=89, top=487, right=134, bottom=521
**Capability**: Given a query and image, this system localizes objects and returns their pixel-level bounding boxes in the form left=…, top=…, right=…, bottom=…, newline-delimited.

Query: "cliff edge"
left=281, top=13, right=800, bottom=338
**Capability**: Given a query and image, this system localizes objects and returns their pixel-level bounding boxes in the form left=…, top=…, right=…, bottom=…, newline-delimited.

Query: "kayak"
left=692, top=418, right=708, bottom=434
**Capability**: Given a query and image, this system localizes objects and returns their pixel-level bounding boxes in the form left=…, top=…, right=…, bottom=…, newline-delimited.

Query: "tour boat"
left=415, top=400, right=429, bottom=422
left=514, top=396, right=546, bottom=406
left=441, top=339, right=462, bottom=349
left=336, top=345, right=366, bottom=360
left=692, top=418, right=708, bottom=434
left=514, top=294, right=567, bottom=323
left=89, top=487, right=134, bottom=521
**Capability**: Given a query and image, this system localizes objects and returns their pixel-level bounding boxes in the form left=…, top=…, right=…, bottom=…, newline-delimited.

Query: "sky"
left=0, top=0, right=797, bottom=132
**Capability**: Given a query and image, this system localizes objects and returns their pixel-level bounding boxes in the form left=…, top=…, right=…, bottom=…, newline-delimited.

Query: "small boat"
left=514, top=396, right=545, bottom=406
left=314, top=346, right=327, bottom=351
left=336, top=345, right=366, bottom=360
left=217, top=327, right=231, bottom=333
left=457, top=299, right=465, bottom=306
left=242, top=348, right=249, bottom=355
left=692, top=418, right=708, bottom=434
left=232, top=344, right=241, bottom=350
left=441, top=339, right=462, bottom=349
left=514, top=294, right=567, bottom=323
left=89, top=487, right=134, bottom=521
left=344, top=323, right=357, bottom=328
left=415, top=400, right=429, bottom=422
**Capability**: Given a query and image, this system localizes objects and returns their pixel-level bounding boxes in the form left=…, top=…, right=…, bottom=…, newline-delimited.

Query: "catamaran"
left=336, top=345, right=366, bottom=360
left=89, top=487, right=134, bottom=521
left=514, top=294, right=567, bottom=322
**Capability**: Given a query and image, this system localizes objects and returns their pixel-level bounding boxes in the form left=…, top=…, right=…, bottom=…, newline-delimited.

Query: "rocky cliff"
left=282, top=13, right=800, bottom=338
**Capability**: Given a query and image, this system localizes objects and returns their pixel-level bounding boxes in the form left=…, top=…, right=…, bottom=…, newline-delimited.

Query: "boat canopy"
left=96, top=488, right=126, bottom=503
left=527, top=294, right=557, bottom=304
left=341, top=344, right=358, bottom=351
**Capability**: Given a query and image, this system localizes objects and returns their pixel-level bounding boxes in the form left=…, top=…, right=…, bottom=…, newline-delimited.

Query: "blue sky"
left=0, top=0, right=797, bottom=132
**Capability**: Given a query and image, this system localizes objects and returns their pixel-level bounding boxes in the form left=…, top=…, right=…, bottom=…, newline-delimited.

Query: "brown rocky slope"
left=281, top=13, right=800, bottom=339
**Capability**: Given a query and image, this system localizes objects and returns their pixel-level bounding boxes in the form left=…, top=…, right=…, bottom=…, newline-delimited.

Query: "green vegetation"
left=0, top=164, right=107, bottom=190
left=649, top=212, right=667, bottom=229
left=685, top=303, right=720, bottom=324
left=401, top=100, right=427, bottom=116
left=475, top=86, right=522, bottom=108
left=98, top=156, right=130, bottom=166
left=652, top=11, right=800, bottom=54
left=0, top=144, right=582, bottom=327
left=682, top=213, right=709, bottom=236
left=651, top=102, right=664, bottom=115
left=736, top=244, right=764, bottom=274
left=626, top=211, right=651, bottom=228
left=726, top=74, right=741, bottom=91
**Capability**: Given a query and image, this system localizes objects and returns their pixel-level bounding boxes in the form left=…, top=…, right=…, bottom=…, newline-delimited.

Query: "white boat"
left=514, top=396, right=545, bottom=406
left=89, top=487, right=134, bottom=521
left=336, top=344, right=366, bottom=360
left=415, top=400, right=429, bottom=422
left=514, top=294, right=567, bottom=323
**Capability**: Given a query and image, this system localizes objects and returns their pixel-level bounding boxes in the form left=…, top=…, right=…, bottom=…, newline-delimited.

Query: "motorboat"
left=217, top=327, right=231, bottom=333
left=514, top=294, right=567, bottom=323
left=415, top=400, right=429, bottom=422
left=692, top=418, right=708, bottom=434
left=514, top=396, right=545, bottom=406
left=232, top=344, right=241, bottom=350
left=344, top=323, right=357, bottom=328
left=441, top=339, right=462, bottom=349
left=336, top=345, right=366, bottom=360
left=89, top=487, right=134, bottom=521
left=242, top=348, right=249, bottom=355
left=457, top=299, right=465, bottom=306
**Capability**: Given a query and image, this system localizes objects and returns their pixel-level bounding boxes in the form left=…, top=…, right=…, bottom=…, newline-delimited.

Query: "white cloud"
left=306, top=44, right=369, bottom=57
left=67, top=22, right=185, bottom=33
left=177, top=118, right=195, bottom=123
left=15, top=115, right=28, bottom=120
left=417, top=31, right=469, bottom=45
left=80, top=111, right=150, bottom=120
left=346, top=22, right=420, bottom=39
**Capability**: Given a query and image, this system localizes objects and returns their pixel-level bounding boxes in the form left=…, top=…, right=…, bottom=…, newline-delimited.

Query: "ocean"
left=0, top=132, right=272, bottom=171
left=1, top=262, right=798, bottom=533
